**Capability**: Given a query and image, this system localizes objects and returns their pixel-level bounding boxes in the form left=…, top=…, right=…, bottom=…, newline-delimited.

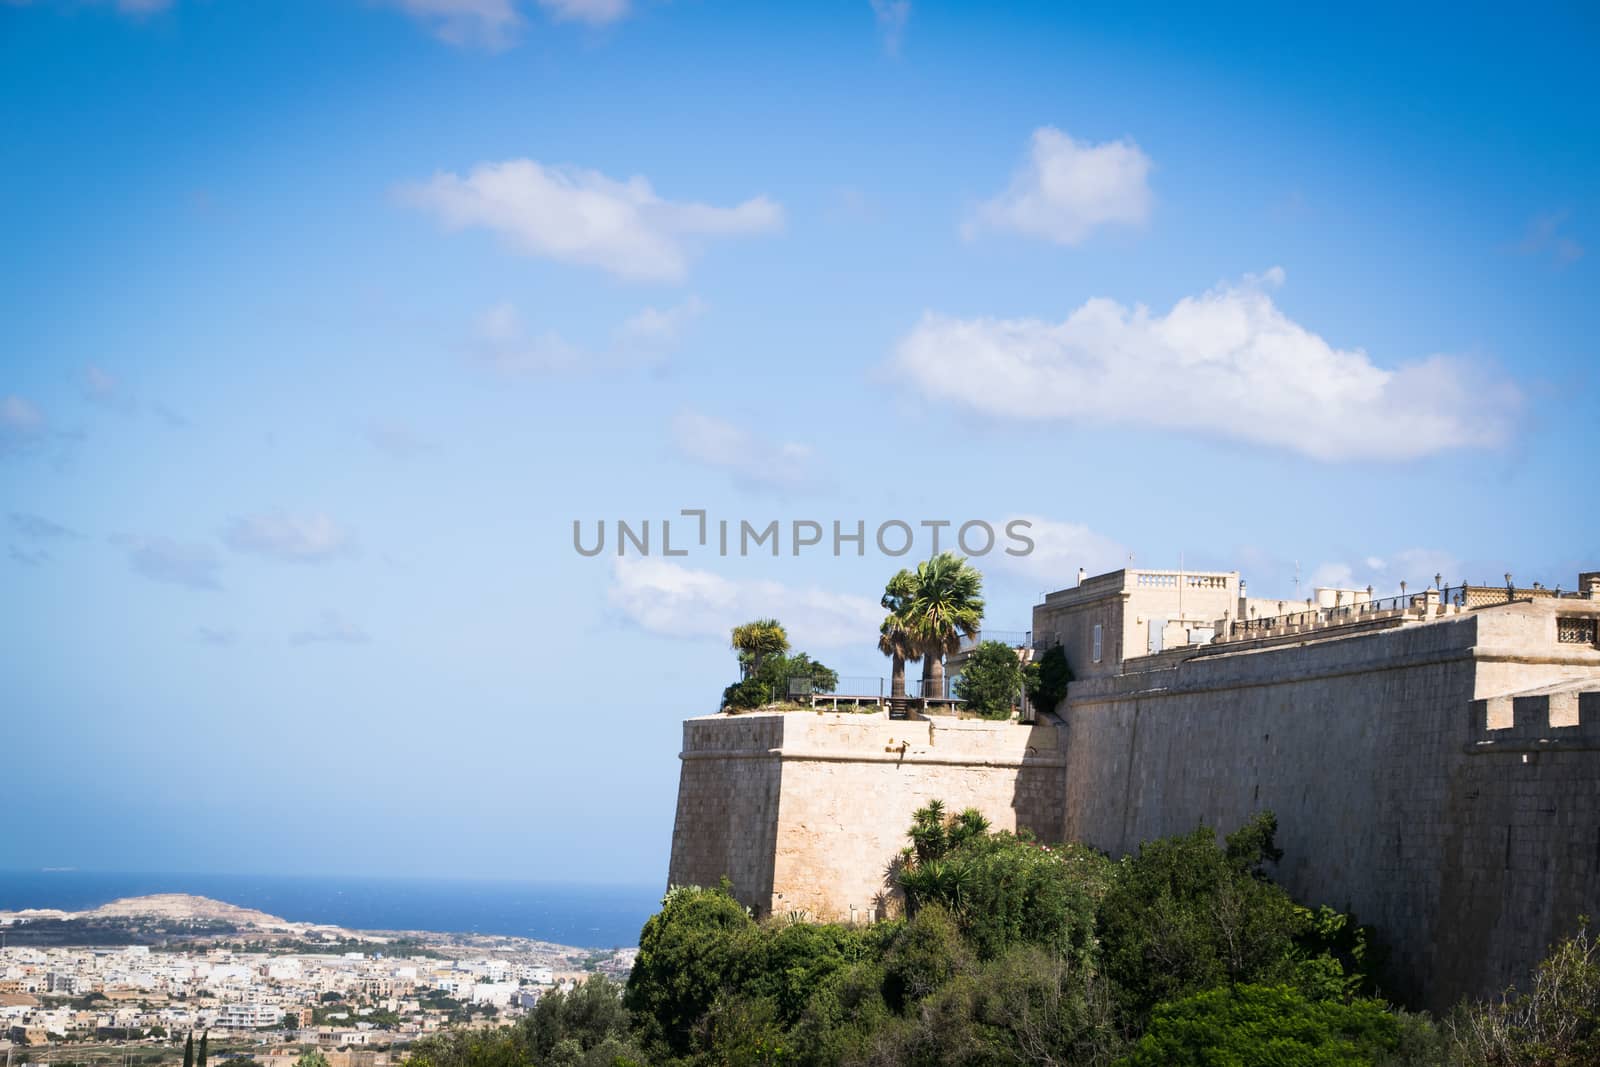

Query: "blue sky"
left=2, top=0, right=1595, bottom=885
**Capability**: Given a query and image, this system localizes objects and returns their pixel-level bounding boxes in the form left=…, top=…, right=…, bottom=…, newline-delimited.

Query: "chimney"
left=1077, top=567, right=1086, bottom=586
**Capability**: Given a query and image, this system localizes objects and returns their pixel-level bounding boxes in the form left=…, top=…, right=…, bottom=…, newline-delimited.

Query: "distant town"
left=0, top=895, right=637, bottom=1067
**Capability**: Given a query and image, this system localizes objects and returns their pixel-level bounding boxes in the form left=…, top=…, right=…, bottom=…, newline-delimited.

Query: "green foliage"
left=402, top=808, right=1593, bottom=1067
left=294, top=1055, right=330, bottom=1067
left=1116, top=984, right=1400, bottom=1067
left=899, top=800, right=1109, bottom=965
left=1024, top=643, right=1073, bottom=715
left=723, top=648, right=840, bottom=709
left=527, top=976, right=633, bottom=1059
left=731, top=618, right=790, bottom=677
left=1444, top=919, right=1600, bottom=1067
left=953, top=640, right=1024, bottom=719
left=863, top=945, right=1124, bottom=1067
left=789, top=962, right=891, bottom=1067
left=904, top=552, right=986, bottom=699
left=882, top=904, right=973, bottom=1011
left=1098, top=812, right=1306, bottom=1020
left=740, top=921, right=873, bottom=1027
left=624, top=884, right=758, bottom=1058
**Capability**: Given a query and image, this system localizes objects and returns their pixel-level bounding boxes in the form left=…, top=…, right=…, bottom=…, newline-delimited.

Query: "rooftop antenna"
left=1292, top=560, right=1301, bottom=599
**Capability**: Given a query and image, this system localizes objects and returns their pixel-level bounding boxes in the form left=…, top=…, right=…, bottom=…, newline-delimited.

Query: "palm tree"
left=730, top=618, right=789, bottom=678
left=878, top=568, right=918, bottom=700
left=905, top=552, right=985, bottom=700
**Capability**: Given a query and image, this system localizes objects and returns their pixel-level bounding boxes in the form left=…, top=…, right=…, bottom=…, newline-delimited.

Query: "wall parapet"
left=1468, top=686, right=1600, bottom=753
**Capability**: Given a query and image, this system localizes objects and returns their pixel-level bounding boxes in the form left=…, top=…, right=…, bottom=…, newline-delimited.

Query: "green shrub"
left=625, top=884, right=759, bottom=1058
left=1116, top=984, right=1400, bottom=1067
left=953, top=640, right=1025, bottom=719
left=1097, top=813, right=1307, bottom=1020
left=1024, top=644, right=1072, bottom=716
left=882, top=903, right=974, bottom=1011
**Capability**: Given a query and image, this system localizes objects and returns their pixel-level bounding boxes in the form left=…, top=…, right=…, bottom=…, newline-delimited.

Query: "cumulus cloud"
left=613, top=296, right=706, bottom=349
left=1, top=395, right=47, bottom=457
left=986, top=515, right=1131, bottom=586
left=222, top=512, right=355, bottom=564
left=9, top=511, right=77, bottom=542
left=7, top=511, right=76, bottom=565
left=609, top=558, right=880, bottom=649
left=119, top=536, right=221, bottom=590
left=290, top=610, right=371, bottom=647
left=475, top=297, right=703, bottom=375
left=1514, top=210, right=1583, bottom=266
left=1308, top=548, right=1464, bottom=596
left=79, top=364, right=138, bottom=414
left=364, top=421, right=438, bottom=461
left=869, top=0, right=910, bottom=54
left=536, top=0, right=627, bottom=25
left=671, top=411, right=817, bottom=491
left=890, top=268, right=1521, bottom=461
left=382, top=0, right=524, bottom=50
left=401, top=159, right=783, bottom=282
left=197, top=626, right=238, bottom=647
left=965, top=127, right=1153, bottom=245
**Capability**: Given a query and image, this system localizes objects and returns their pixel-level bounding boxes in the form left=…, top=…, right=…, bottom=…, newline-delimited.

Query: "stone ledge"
left=680, top=747, right=1066, bottom=769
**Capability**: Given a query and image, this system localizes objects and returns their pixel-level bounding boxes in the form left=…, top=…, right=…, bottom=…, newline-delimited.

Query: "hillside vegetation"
left=407, top=806, right=1598, bottom=1067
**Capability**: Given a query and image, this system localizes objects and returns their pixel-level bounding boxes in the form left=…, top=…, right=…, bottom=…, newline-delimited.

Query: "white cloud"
left=473, top=296, right=701, bottom=374
left=869, top=0, right=910, bottom=54
left=965, top=127, right=1152, bottom=245
left=614, top=296, right=706, bottom=349
left=401, top=159, right=783, bottom=282
left=222, top=512, right=355, bottom=564
left=1308, top=548, right=1464, bottom=595
left=383, top=0, right=523, bottom=50
left=364, top=421, right=438, bottom=460
left=609, top=558, right=880, bottom=650
left=986, top=515, right=1131, bottom=585
left=671, top=411, right=816, bottom=491
left=120, top=536, right=221, bottom=590
left=1515, top=210, right=1583, bottom=266
left=890, top=268, right=1521, bottom=461
left=536, top=0, right=628, bottom=25
left=291, top=610, right=371, bottom=647
left=79, top=364, right=138, bottom=414
left=1, top=395, right=46, bottom=456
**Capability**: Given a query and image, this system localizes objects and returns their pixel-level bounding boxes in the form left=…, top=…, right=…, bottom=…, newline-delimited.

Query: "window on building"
left=1092, top=623, right=1103, bottom=663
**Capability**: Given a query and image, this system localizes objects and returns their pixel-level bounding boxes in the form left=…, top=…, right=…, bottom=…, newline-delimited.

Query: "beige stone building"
left=666, top=565, right=1600, bottom=1008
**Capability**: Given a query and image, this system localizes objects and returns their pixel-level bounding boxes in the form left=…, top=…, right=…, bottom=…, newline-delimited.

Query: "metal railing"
left=1229, top=585, right=1470, bottom=638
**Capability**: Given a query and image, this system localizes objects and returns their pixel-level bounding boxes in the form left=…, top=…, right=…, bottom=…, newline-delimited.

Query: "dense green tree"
left=196, top=1031, right=207, bottom=1067
left=882, top=904, right=974, bottom=1011
left=1024, top=644, right=1072, bottom=716
left=740, top=921, right=873, bottom=1027
left=790, top=962, right=892, bottom=1067
left=182, top=1032, right=194, bottom=1067
left=526, top=975, right=634, bottom=1059
left=953, top=640, right=1025, bottom=719
left=625, top=884, right=759, bottom=1058
left=1097, top=812, right=1306, bottom=1020
left=1117, top=984, right=1400, bottom=1067
left=857, top=945, right=1124, bottom=1067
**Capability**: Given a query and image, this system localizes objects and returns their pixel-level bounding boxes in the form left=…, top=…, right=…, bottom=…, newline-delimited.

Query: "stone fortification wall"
left=1060, top=606, right=1600, bottom=1006
left=667, top=711, right=1065, bottom=922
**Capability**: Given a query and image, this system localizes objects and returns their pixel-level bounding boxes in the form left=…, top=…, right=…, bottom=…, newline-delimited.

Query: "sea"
left=0, top=870, right=661, bottom=949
